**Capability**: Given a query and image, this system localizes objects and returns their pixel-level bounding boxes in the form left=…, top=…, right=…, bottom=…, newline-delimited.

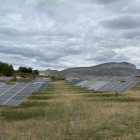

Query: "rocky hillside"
left=39, top=62, right=140, bottom=76
left=92, top=62, right=136, bottom=69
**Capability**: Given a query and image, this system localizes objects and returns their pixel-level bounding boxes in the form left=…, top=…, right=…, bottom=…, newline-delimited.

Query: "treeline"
left=18, top=66, right=39, bottom=74
left=0, top=61, right=39, bottom=76
left=0, top=62, right=14, bottom=76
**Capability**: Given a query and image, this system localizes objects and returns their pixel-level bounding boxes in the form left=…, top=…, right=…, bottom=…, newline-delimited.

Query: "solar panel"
left=94, top=82, right=110, bottom=90
left=89, top=81, right=109, bottom=90
left=10, top=87, right=24, bottom=91
left=117, top=81, right=139, bottom=93
left=111, top=82, right=130, bottom=93
left=107, top=82, right=121, bottom=91
left=96, top=82, right=112, bottom=91
left=1, top=85, right=14, bottom=88
left=0, top=94, right=14, bottom=99
left=4, top=99, right=23, bottom=106
left=75, top=81, right=86, bottom=86
left=80, top=81, right=94, bottom=87
left=3, top=91, right=17, bottom=95
left=0, top=99, right=7, bottom=104
left=0, top=89, right=11, bottom=92
left=78, top=81, right=88, bottom=86
left=11, top=95, right=27, bottom=100
left=85, top=81, right=97, bottom=88
left=0, top=83, right=5, bottom=87
left=15, top=91, right=32, bottom=96
left=100, top=81, right=120, bottom=92
left=0, top=78, right=51, bottom=106
left=0, top=76, right=14, bottom=81
left=35, top=82, right=49, bottom=93
left=2, top=83, right=41, bottom=106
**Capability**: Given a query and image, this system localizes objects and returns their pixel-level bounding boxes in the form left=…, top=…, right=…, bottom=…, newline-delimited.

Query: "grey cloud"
left=1, top=0, right=140, bottom=69
left=91, top=0, right=121, bottom=4
left=100, top=15, right=140, bottom=30
left=85, top=50, right=129, bottom=62
left=85, top=51, right=117, bottom=62
left=0, top=44, right=84, bottom=64
left=122, top=30, right=140, bottom=39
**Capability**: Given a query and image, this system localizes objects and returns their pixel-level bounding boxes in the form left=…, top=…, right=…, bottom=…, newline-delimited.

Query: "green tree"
left=1, top=63, right=14, bottom=76
left=18, top=66, right=33, bottom=73
left=33, top=70, right=39, bottom=75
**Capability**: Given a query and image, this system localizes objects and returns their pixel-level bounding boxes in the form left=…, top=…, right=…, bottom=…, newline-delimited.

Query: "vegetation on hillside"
left=0, top=62, right=14, bottom=76
left=18, top=66, right=39, bottom=75
left=18, top=66, right=33, bottom=73
left=51, top=75, right=66, bottom=80
left=0, top=80, right=140, bottom=139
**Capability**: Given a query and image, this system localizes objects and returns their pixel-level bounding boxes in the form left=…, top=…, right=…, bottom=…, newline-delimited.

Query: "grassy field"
left=0, top=80, right=140, bottom=140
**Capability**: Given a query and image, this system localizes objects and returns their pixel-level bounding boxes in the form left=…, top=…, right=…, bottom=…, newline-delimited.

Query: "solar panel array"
left=66, top=76, right=140, bottom=82
left=34, top=79, right=50, bottom=93
left=0, top=82, right=41, bottom=106
left=88, top=81, right=109, bottom=90
left=0, top=78, right=51, bottom=106
left=69, top=79, right=84, bottom=85
left=75, top=81, right=86, bottom=86
left=66, top=77, right=139, bottom=93
left=0, top=76, right=14, bottom=81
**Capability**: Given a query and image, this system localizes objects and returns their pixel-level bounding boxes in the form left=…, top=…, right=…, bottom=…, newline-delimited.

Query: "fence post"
left=44, top=110, right=47, bottom=140
left=124, top=101, right=125, bottom=123
left=78, top=106, right=80, bottom=136
left=0, top=133, right=1, bottom=140
left=105, top=102, right=106, bottom=126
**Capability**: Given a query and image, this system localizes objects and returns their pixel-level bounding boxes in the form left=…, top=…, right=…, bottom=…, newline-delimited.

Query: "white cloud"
left=0, top=0, right=140, bottom=70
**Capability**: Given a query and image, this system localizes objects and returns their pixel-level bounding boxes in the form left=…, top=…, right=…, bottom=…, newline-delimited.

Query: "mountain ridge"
left=39, top=62, right=140, bottom=76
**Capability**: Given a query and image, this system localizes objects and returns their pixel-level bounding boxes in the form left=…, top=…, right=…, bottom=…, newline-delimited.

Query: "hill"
left=39, top=62, right=140, bottom=76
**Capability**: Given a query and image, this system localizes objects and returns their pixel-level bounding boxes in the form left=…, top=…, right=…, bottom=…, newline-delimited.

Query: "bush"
left=0, top=62, right=14, bottom=76
left=33, top=70, right=39, bottom=75
left=18, top=66, right=33, bottom=73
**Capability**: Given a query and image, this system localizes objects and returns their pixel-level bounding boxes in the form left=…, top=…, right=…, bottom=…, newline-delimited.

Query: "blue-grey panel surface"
left=0, top=99, right=7, bottom=104
left=3, top=91, right=17, bottom=95
left=16, top=91, right=32, bottom=96
left=0, top=94, right=14, bottom=100
left=11, top=95, right=27, bottom=100
left=3, top=99, right=22, bottom=106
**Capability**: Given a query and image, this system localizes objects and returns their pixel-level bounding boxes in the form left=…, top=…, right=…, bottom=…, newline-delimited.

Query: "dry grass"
left=0, top=80, right=140, bottom=140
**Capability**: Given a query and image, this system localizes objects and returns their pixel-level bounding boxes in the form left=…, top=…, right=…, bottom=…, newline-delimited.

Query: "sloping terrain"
left=1, top=80, right=140, bottom=139
left=39, top=62, right=140, bottom=76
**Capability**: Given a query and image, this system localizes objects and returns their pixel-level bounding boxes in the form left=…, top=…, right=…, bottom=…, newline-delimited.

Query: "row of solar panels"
left=66, top=76, right=140, bottom=82
left=0, top=78, right=51, bottom=106
left=67, top=78, right=139, bottom=93
left=0, top=76, right=14, bottom=81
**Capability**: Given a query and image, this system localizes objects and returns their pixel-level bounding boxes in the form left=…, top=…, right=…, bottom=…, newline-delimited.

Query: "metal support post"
left=78, top=106, right=80, bottom=135
left=124, top=101, right=125, bottom=123
left=105, top=102, right=106, bottom=126
left=44, top=110, right=47, bottom=140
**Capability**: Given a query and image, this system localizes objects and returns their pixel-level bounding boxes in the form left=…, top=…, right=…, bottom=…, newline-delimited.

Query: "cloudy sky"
left=1, top=0, right=140, bottom=70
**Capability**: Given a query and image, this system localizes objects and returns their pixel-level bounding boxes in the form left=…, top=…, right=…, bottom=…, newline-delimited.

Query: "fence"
left=0, top=101, right=140, bottom=139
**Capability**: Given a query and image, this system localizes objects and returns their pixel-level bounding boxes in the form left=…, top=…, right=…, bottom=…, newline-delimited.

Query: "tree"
left=1, top=63, right=14, bottom=76
left=18, top=66, right=33, bottom=73
left=33, top=70, right=39, bottom=75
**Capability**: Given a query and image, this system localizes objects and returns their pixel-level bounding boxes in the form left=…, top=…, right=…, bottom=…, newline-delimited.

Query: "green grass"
left=1, top=108, right=46, bottom=120
left=130, top=83, right=140, bottom=90
left=0, top=80, right=140, bottom=140
left=29, top=95, right=52, bottom=100
left=6, top=82, right=16, bottom=85
left=83, top=93, right=123, bottom=98
left=117, top=97, right=139, bottom=102
left=21, top=101, right=49, bottom=107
